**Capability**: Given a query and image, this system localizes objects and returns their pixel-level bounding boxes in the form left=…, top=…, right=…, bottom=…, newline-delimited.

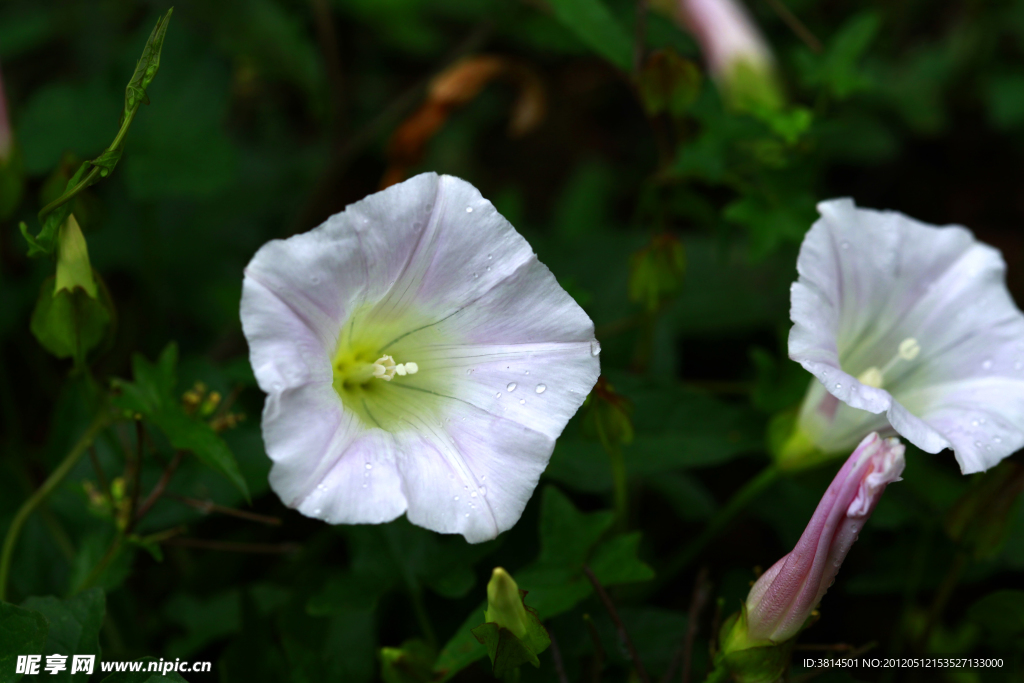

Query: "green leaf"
left=0, top=603, right=48, bottom=683
left=589, top=533, right=655, bottom=585
left=545, top=0, right=633, bottom=71
left=379, top=639, right=436, bottom=683
left=30, top=276, right=111, bottom=366
left=113, top=344, right=249, bottom=500
left=967, top=590, right=1024, bottom=640
left=21, top=589, right=105, bottom=682
left=98, top=657, right=189, bottom=683
left=796, top=12, right=879, bottom=99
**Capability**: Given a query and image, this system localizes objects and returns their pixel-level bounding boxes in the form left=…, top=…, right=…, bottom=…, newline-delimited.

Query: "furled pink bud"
left=675, top=0, right=781, bottom=110
left=734, top=433, right=905, bottom=648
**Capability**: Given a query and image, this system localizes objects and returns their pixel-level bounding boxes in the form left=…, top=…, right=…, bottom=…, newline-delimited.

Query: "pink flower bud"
left=676, top=0, right=780, bottom=109
left=743, top=433, right=905, bottom=644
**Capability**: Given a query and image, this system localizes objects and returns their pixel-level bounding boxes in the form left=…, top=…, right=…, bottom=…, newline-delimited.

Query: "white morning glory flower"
left=784, top=198, right=1024, bottom=474
left=240, top=173, right=600, bottom=542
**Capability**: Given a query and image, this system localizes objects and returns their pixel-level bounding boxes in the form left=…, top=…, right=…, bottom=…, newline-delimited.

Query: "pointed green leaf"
left=546, top=0, right=633, bottom=71
left=0, top=603, right=49, bottom=683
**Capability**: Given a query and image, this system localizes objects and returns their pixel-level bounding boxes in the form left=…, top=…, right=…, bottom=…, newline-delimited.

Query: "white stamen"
left=372, top=356, right=418, bottom=381
left=898, top=338, right=920, bottom=361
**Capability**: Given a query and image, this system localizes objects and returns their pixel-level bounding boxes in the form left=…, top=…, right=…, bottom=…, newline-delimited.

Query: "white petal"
left=241, top=276, right=332, bottom=394
left=262, top=383, right=407, bottom=524
left=367, top=174, right=536, bottom=324
left=790, top=198, right=1024, bottom=471
left=393, top=402, right=554, bottom=544
left=393, top=258, right=600, bottom=441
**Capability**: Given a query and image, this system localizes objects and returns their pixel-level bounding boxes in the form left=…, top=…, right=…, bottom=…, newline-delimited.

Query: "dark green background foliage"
left=1, top=0, right=1023, bottom=681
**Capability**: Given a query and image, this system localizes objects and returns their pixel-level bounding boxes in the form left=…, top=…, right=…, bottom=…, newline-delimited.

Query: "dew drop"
left=835, top=383, right=842, bottom=389
left=525, top=370, right=530, bottom=375
left=972, top=420, right=979, bottom=427
left=365, top=463, right=373, bottom=470
left=473, top=273, right=479, bottom=279
left=465, top=206, right=473, bottom=213
left=590, top=340, right=602, bottom=356
left=454, top=496, right=459, bottom=501
left=487, top=254, right=492, bottom=260
left=496, top=392, right=501, bottom=398
left=471, top=491, right=477, bottom=498
left=520, top=399, right=525, bottom=405
left=535, top=384, right=546, bottom=394
left=486, top=266, right=491, bottom=272
left=314, top=508, right=322, bottom=515
left=975, top=441, right=982, bottom=448
left=985, top=444, right=992, bottom=452
left=465, top=513, right=470, bottom=518
left=507, top=382, right=517, bottom=392
left=479, top=486, right=487, bottom=496
left=980, top=418, right=987, bottom=425
left=982, top=359, right=993, bottom=370
left=317, top=484, right=325, bottom=491
left=481, top=475, right=486, bottom=480
left=361, top=482, right=367, bottom=488
left=994, top=436, right=1003, bottom=443
left=467, top=368, right=475, bottom=375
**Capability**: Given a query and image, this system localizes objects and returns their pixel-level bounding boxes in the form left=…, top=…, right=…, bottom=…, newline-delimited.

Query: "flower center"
left=329, top=303, right=448, bottom=432
left=856, top=337, right=920, bottom=389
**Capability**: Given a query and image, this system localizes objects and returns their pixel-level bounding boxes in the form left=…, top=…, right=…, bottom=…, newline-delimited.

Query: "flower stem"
left=663, top=464, right=780, bottom=580
left=0, top=411, right=110, bottom=602
left=594, top=416, right=628, bottom=528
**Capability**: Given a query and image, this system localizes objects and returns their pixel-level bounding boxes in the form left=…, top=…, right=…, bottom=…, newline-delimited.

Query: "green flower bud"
left=55, top=214, right=98, bottom=298
left=484, top=567, right=529, bottom=639
left=628, top=233, right=687, bottom=312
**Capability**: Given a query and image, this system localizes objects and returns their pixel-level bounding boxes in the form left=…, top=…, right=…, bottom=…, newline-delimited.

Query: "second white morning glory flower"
left=784, top=199, right=1024, bottom=474
left=240, top=173, right=600, bottom=542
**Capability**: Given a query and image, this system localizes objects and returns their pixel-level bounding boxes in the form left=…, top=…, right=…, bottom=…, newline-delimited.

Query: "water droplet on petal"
left=496, top=392, right=501, bottom=398
left=454, top=496, right=459, bottom=501
left=994, top=436, right=1003, bottom=443
left=466, top=206, right=473, bottom=213
left=520, top=399, right=525, bottom=405
left=591, top=340, right=601, bottom=356
left=974, top=441, right=982, bottom=448
left=486, top=266, right=491, bottom=272
left=473, top=273, right=479, bottom=279
left=314, top=508, right=322, bottom=515
left=535, top=384, right=547, bottom=394
left=972, top=420, right=979, bottom=427
left=481, top=475, right=486, bottom=480
left=479, top=486, right=487, bottom=495
left=365, top=463, right=373, bottom=470
left=525, top=370, right=530, bottom=375
left=835, top=383, right=842, bottom=389
left=471, top=491, right=477, bottom=498
left=465, top=513, right=470, bottom=518
left=487, top=254, right=492, bottom=260
left=507, top=382, right=517, bottom=392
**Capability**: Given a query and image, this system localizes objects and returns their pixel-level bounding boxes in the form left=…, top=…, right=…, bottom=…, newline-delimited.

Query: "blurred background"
left=1, top=0, right=1023, bottom=681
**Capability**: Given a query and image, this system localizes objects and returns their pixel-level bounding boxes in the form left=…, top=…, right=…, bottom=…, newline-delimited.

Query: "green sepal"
left=30, top=274, right=112, bottom=367
left=711, top=609, right=800, bottom=683
left=471, top=588, right=550, bottom=678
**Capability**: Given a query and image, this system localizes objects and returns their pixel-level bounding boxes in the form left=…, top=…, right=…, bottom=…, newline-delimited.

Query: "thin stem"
left=409, top=585, right=437, bottom=649
left=663, top=465, right=780, bottom=581
left=75, top=534, right=124, bottom=594
left=669, top=567, right=711, bottom=683
left=918, top=550, right=968, bottom=652
left=1, top=411, right=110, bottom=602
left=166, top=493, right=282, bottom=526
left=134, top=451, right=184, bottom=523
left=125, top=421, right=145, bottom=531
left=633, top=0, right=648, bottom=75
left=88, top=445, right=111, bottom=499
left=762, top=0, right=822, bottom=53
left=595, top=416, right=628, bottom=529
left=162, top=538, right=301, bottom=554
left=583, top=613, right=606, bottom=683
left=547, top=627, right=570, bottom=683
left=583, top=565, right=651, bottom=683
